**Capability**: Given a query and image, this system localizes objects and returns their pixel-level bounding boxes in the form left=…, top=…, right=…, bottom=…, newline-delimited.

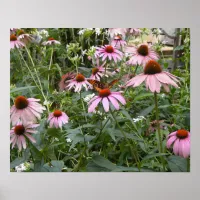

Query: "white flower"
left=78, top=29, right=86, bottom=35
left=15, top=163, right=27, bottom=172
left=133, top=116, right=145, bottom=123
left=39, top=29, right=49, bottom=37
left=66, top=138, right=72, bottom=143
left=87, top=28, right=93, bottom=31
left=82, top=49, right=87, bottom=56
left=83, top=93, right=95, bottom=102
left=161, top=94, right=166, bottom=98
left=95, top=28, right=101, bottom=35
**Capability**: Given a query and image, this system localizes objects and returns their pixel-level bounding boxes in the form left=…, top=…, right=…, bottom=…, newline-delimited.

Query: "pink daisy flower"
left=88, top=88, right=126, bottom=113
left=10, top=34, right=25, bottom=49
left=126, top=60, right=179, bottom=93
left=167, top=129, right=190, bottom=158
left=95, top=45, right=123, bottom=63
left=128, top=28, right=141, bottom=36
left=59, top=72, right=76, bottom=91
left=66, top=73, right=92, bottom=92
left=125, top=44, right=159, bottom=66
left=108, top=28, right=128, bottom=38
left=17, top=30, right=34, bottom=44
left=47, top=110, right=69, bottom=128
left=111, top=35, right=127, bottom=49
left=42, top=37, right=60, bottom=46
left=10, top=96, right=46, bottom=125
left=10, top=121, right=39, bottom=151
left=90, top=62, right=106, bottom=81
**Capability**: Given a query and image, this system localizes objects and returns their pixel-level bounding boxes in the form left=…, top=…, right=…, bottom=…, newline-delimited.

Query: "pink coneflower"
left=10, top=34, right=25, bottom=49
left=128, top=28, right=141, bottom=36
left=47, top=110, right=69, bottom=128
left=10, top=96, right=46, bottom=125
left=17, top=30, right=34, bottom=44
left=108, top=28, right=127, bottom=38
left=126, top=60, right=179, bottom=93
left=59, top=72, right=76, bottom=91
left=42, top=37, right=60, bottom=46
left=111, top=35, right=127, bottom=49
left=88, top=88, right=126, bottom=113
left=95, top=45, right=123, bottom=63
left=90, top=62, right=106, bottom=81
left=65, top=73, right=92, bottom=92
left=125, top=44, right=159, bottom=66
left=167, top=129, right=190, bottom=158
left=10, top=121, right=39, bottom=151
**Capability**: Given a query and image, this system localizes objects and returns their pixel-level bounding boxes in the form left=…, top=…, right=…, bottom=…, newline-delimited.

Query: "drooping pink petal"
left=88, top=97, right=102, bottom=113
left=173, top=139, right=180, bottom=155
left=25, top=133, right=36, bottom=143
left=102, top=97, right=109, bottom=112
left=20, top=135, right=27, bottom=149
left=167, top=136, right=177, bottom=148
left=108, top=96, right=120, bottom=110
left=111, top=94, right=126, bottom=105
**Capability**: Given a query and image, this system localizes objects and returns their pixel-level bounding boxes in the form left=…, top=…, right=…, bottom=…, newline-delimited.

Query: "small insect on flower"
left=95, top=45, right=123, bottom=63
left=126, top=60, right=179, bottom=93
left=88, top=88, right=126, bottom=113
left=10, top=121, right=39, bottom=151
left=125, top=44, right=159, bottom=66
left=65, top=73, right=92, bottom=92
left=42, top=37, right=61, bottom=46
left=111, top=35, right=127, bottom=49
left=59, top=72, right=76, bottom=91
left=10, top=96, right=46, bottom=125
left=47, top=110, right=69, bottom=128
left=10, top=34, right=25, bottom=49
left=167, top=129, right=190, bottom=158
left=17, top=29, right=34, bottom=44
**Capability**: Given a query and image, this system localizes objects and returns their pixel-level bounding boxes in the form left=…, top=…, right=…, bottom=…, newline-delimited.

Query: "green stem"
left=80, top=92, right=87, bottom=123
left=48, top=48, right=54, bottom=92
left=154, top=92, right=165, bottom=171
left=110, top=110, right=140, bottom=170
left=187, top=158, right=190, bottom=172
left=24, top=46, right=49, bottom=113
left=124, top=64, right=139, bottom=95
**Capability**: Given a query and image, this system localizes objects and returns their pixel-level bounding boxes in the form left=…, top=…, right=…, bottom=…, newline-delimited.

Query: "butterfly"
left=87, top=79, right=119, bottom=92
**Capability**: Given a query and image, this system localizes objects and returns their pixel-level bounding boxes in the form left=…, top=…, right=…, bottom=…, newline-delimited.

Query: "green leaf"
left=139, top=105, right=155, bottom=116
left=47, top=128, right=61, bottom=138
left=174, top=45, right=184, bottom=51
left=167, top=155, right=187, bottom=172
left=42, top=160, right=64, bottom=172
left=91, top=155, right=116, bottom=171
left=10, top=86, right=36, bottom=93
left=112, top=166, right=154, bottom=172
left=142, top=153, right=169, bottom=162
left=134, top=93, right=153, bottom=101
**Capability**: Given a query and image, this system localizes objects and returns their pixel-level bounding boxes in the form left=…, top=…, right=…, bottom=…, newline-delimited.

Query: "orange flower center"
left=114, top=35, right=122, bottom=40
left=92, top=67, right=99, bottom=75
left=76, top=74, right=85, bottom=82
left=99, top=88, right=111, bottom=97
left=105, top=45, right=114, bottom=53
left=53, top=110, right=62, bottom=117
left=176, top=129, right=189, bottom=139
left=14, top=96, right=29, bottom=109
left=14, top=125, right=25, bottom=135
left=144, top=60, right=162, bottom=74
left=137, top=45, right=149, bottom=56
left=10, top=34, right=17, bottom=41
left=18, top=30, right=25, bottom=36
left=48, top=37, right=55, bottom=41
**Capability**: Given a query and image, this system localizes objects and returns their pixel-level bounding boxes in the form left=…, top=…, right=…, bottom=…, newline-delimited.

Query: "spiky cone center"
left=176, top=129, right=189, bottom=139
left=105, top=45, right=114, bottom=53
left=48, top=37, right=55, bottom=41
left=92, top=67, right=99, bottom=75
left=114, top=35, right=122, bottom=40
left=14, top=125, right=25, bottom=135
left=144, top=60, right=162, bottom=74
left=14, top=96, right=29, bottom=109
left=76, top=74, right=85, bottom=82
left=10, top=34, right=17, bottom=41
left=137, top=44, right=149, bottom=56
left=18, top=30, right=25, bottom=36
left=99, top=88, right=111, bottom=97
left=53, top=110, right=62, bottom=117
